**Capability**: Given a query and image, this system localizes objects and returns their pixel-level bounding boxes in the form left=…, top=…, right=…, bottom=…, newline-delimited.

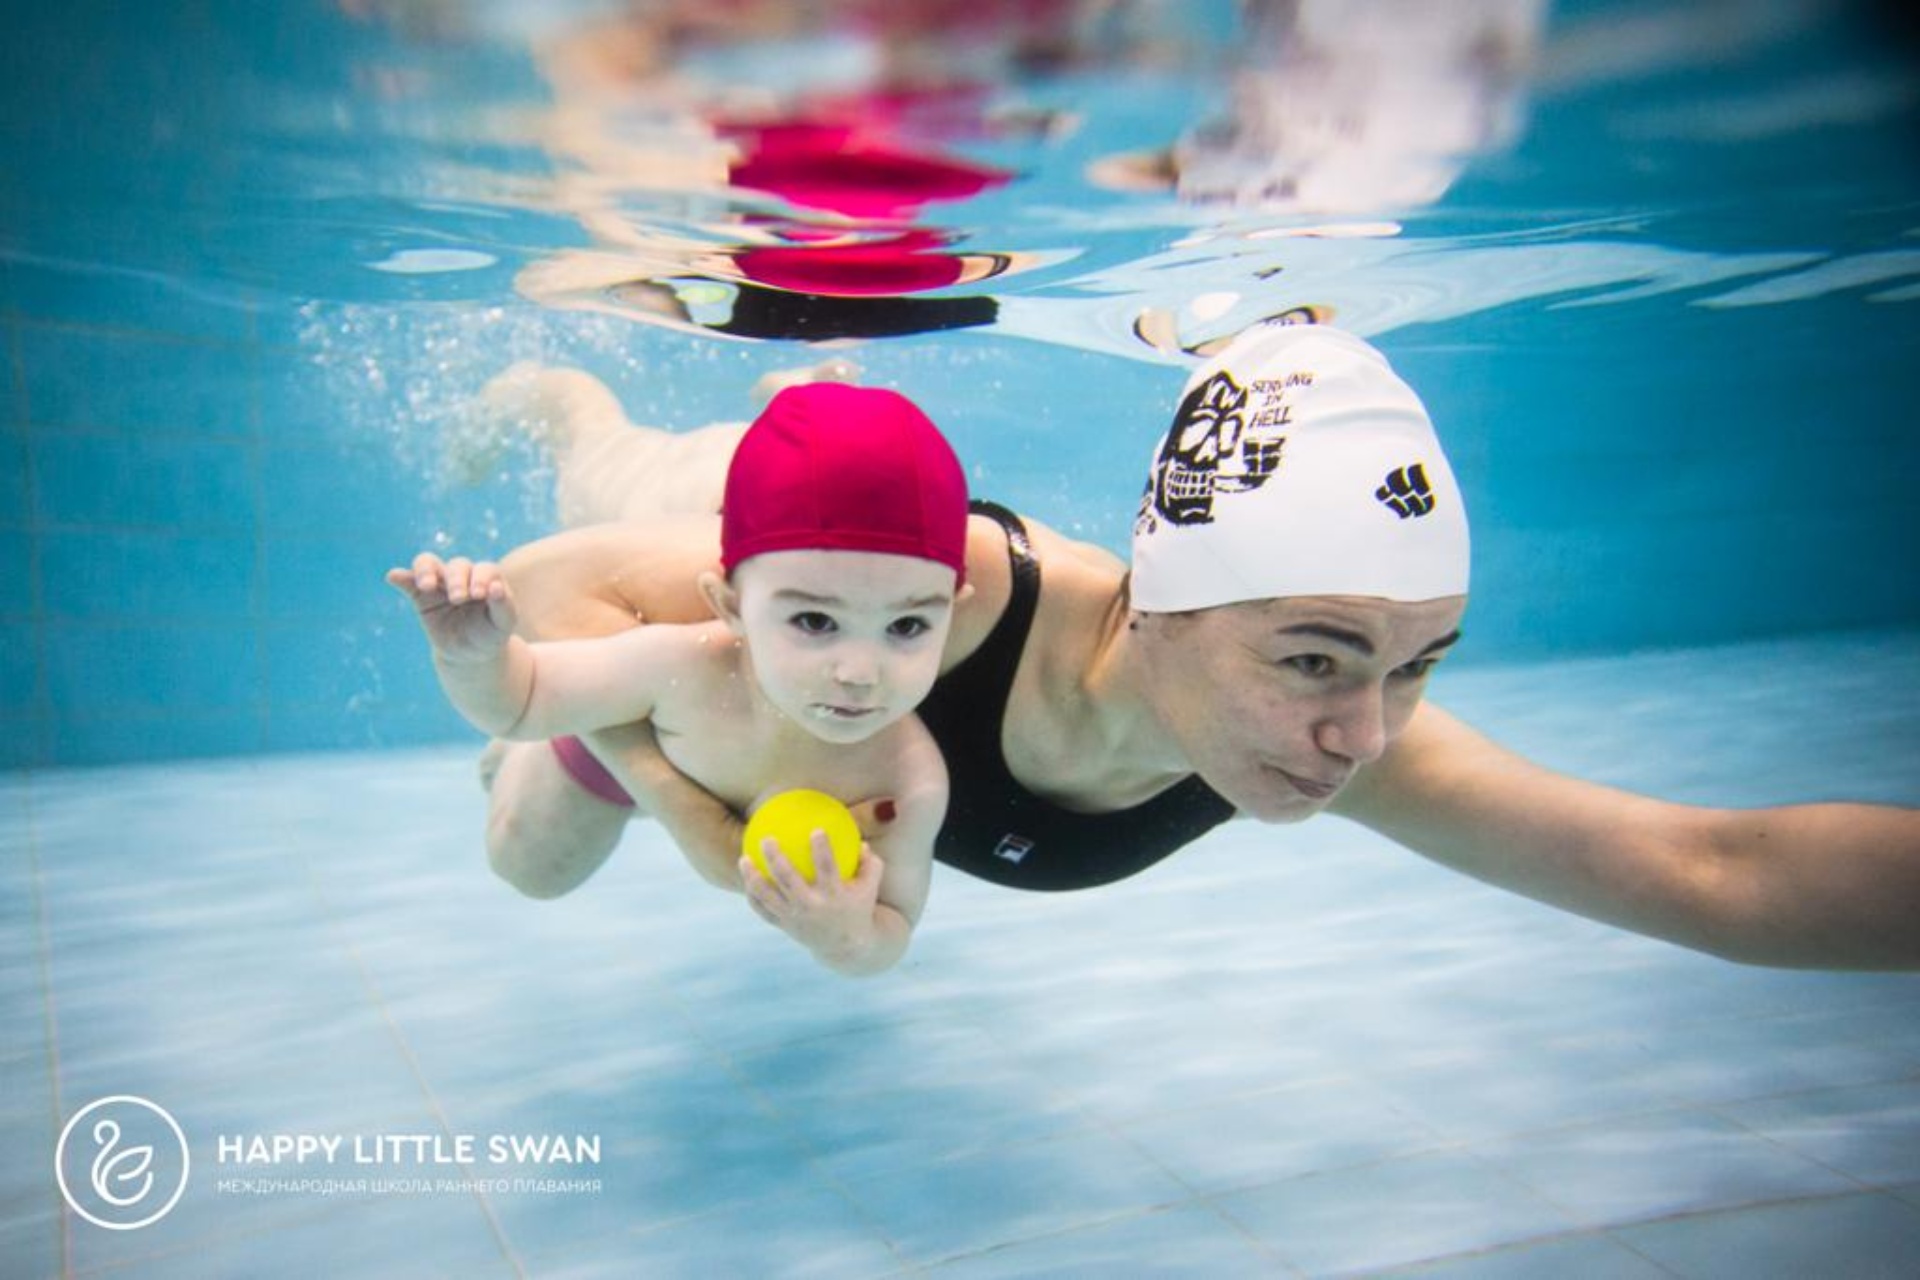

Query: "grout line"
left=0, top=311, right=260, bottom=352
left=11, top=421, right=256, bottom=446
left=4, top=518, right=259, bottom=539
left=7, top=312, right=49, bottom=765
left=14, top=280, right=58, bottom=1277
left=23, top=775, right=73, bottom=1277
left=297, top=852, right=527, bottom=1279
left=1700, top=1091, right=1900, bottom=1193
left=890, top=1203, right=1306, bottom=1279
left=1334, top=1228, right=1690, bottom=1280
left=246, top=293, right=271, bottom=756
left=1, top=317, right=314, bottom=361
left=1067, top=1093, right=1304, bottom=1274
left=629, top=986, right=1326, bottom=1275
left=638, top=973, right=921, bottom=1273
left=1602, top=1227, right=1698, bottom=1280
left=1590, top=1188, right=1919, bottom=1255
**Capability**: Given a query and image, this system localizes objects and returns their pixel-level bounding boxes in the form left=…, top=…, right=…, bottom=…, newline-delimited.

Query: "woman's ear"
left=696, top=569, right=744, bottom=634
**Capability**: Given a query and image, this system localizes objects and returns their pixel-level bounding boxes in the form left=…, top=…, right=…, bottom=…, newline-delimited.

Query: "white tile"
left=1622, top=1010, right=1920, bottom=1106
left=1472, top=1110, right=1855, bottom=1225
left=1367, top=1232, right=1669, bottom=1280
left=1361, top=1039, right=1685, bottom=1144
left=1116, top=1077, right=1448, bottom=1193
left=1615, top=1191, right=1920, bottom=1280
left=0, top=1203, right=61, bottom=1280
left=79, top=1190, right=514, bottom=1279
left=533, top=1188, right=901, bottom=1280
left=919, top=1205, right=1284, bottom=1279
left=838, top=1130, right=1192, bottom=1267
left=732, top=1020, right=1091, bottom=1181
left=1715, top=1081, right=1920, bottom=1187
left=1214, top=1150, right=1578, bottom=1275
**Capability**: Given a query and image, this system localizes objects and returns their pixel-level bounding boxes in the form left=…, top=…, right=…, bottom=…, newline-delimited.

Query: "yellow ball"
left=741, top=789, right=861, bottom=883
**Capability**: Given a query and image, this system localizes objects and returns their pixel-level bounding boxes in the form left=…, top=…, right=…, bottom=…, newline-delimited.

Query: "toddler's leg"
left=477, top=362, right=746, bottom=527
left=579, top=354, right=871, bottom=526
left=581, top=416, right=746, bottom=529
left=484, top=740, right=631, bottom=899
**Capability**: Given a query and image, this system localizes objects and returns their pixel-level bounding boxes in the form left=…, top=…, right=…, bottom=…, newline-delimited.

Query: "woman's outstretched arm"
left=1333, top=702, right=1920, bottom=970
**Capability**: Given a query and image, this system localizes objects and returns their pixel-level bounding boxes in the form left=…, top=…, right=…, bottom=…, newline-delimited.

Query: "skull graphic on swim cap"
left=1138, top=368, right=1287, bottom=530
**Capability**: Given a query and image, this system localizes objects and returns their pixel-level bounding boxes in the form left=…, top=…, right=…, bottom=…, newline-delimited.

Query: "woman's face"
left=1133, top=593, right=1467, bottom=821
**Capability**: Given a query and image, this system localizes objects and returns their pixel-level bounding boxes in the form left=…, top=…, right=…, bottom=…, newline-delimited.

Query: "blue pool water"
left=5, top=0, right=1920, bottom=1275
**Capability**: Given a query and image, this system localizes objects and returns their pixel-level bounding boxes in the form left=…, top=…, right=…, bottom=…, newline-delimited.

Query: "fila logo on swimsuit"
left=1375, top=463, right=1436, bottom=519
left=992, top=834, right=1035, bottom=864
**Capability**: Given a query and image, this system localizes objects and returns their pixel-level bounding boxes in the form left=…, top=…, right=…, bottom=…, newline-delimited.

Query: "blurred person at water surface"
left=1089, top=0, right=1545, bottom=213
left=1090, top=0, right=1548, bottom=356
left=465, top=322, right=1920, bottom=972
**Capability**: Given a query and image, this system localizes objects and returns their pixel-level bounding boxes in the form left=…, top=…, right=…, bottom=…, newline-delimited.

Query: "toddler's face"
left=726, top=549, right=958, bottom=744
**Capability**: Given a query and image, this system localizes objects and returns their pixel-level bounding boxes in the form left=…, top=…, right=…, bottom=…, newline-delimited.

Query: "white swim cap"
left=1131, top=323, right=1470, bottom=611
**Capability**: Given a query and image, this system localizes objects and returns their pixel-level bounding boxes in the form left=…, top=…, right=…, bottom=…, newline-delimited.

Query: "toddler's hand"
left=386, top=552, right=518, bottom=664
left=741, top=832, right=885, bottom=969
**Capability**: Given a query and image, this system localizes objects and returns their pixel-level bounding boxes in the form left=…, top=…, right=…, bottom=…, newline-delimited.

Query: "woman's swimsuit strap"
left=918, top=501, right=1236, bottom=891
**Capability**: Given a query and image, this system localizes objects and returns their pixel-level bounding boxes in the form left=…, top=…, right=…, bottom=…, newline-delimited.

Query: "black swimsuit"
left=917, top=502, right=1237, bottom=891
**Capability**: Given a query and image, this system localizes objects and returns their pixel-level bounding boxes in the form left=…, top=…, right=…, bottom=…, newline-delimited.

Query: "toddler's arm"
left=387, top=551, right=685, bottom=741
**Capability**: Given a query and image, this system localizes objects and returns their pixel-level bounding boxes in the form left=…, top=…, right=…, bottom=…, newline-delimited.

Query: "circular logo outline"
left=55, top=1095, right=191, bottom=1231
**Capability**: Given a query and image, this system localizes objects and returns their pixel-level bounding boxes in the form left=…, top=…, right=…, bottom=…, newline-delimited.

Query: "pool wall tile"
left=32, top=433, right=256, bottom=533
left=16, top=326, right=253, bottom=438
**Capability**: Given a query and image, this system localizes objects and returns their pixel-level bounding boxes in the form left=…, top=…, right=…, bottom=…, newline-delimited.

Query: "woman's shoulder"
left=947, top=509, right=1125, bottom=669
left=501, top=517, right=718, bottom=570
left=500, top=517, right=722, bottom=637
left=1020, top=514, right=1129, bottom=629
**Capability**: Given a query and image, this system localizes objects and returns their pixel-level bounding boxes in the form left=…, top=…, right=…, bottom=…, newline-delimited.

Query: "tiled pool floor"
left=6, top=630, right=1918, bottom=1277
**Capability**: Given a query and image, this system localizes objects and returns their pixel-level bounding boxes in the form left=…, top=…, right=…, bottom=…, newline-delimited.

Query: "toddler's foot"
left=445, top=362, right=629, bottom=485
left=751, top=357, right=861, bottom=407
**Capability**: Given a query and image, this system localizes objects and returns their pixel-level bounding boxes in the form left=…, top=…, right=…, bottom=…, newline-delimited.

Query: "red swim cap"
left=721, top=384, right=969, bottom=584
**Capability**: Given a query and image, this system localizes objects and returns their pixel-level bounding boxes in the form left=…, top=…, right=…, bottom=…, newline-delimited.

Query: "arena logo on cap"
left=1138, top=368, right=1295, bottom=530
left=1375, top=463, right=1438, bottom=519
left=55, top=1096, right=192, bottom=1230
